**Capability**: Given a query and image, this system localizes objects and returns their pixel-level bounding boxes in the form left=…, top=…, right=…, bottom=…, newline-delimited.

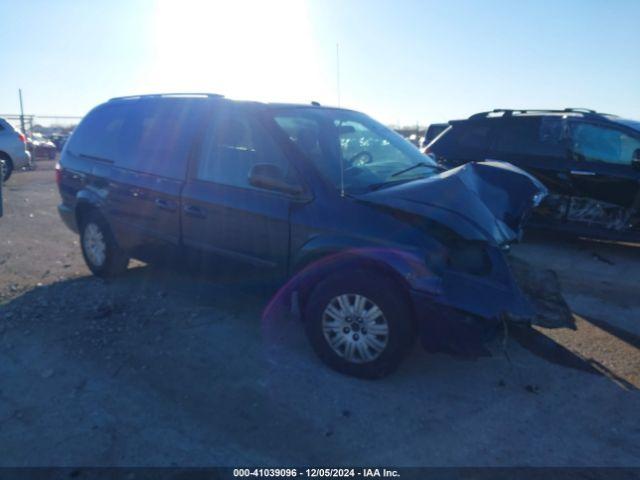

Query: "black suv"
left=57, top=94, right=552, bottom=378
left=426, top=109, right=640, bottom=241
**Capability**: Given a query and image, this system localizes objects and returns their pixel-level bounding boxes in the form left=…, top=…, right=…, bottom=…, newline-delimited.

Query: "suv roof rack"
left=108, top=93, right=224, bottom=102
left=469, top=108, right=612, bottom=121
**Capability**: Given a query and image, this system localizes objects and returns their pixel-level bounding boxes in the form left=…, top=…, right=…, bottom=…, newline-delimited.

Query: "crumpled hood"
left=358, top=161, right=547, bottom=245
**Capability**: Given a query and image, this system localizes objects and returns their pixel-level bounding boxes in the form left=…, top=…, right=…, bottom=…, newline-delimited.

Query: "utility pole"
left=19, top=89, right=26, bottom=135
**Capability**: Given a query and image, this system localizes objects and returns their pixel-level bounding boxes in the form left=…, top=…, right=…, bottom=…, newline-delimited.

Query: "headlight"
left=447, top=242, right=492, bottom=275
left=425, top=251, right=447, bottom=276
left=532, top=191, right=547, bottom=207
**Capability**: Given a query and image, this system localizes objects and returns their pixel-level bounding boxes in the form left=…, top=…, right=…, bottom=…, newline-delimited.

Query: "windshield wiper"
left=365, top=178, right=418, bottom=192
left=390, top=161, right=437, bottom=178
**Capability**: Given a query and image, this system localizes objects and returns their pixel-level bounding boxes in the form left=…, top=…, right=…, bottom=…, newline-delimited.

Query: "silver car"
left=0, top=117, right=31, bottom=181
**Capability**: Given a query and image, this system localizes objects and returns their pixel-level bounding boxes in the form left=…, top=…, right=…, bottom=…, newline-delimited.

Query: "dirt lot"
left=0, top=160, right=639, bottom=466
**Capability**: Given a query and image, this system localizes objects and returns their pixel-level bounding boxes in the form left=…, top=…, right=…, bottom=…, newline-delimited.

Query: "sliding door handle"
left=570, top=170, right=596, bottom=176
left=155, top=198, right=177, bottom=212
left=184, top=204, right=206, bottom=218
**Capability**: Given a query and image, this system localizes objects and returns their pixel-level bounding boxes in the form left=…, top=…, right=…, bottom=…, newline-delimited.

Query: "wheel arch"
left=74, top=191, right=104, bottom=228
left=291, top=247, right=417, bottom=326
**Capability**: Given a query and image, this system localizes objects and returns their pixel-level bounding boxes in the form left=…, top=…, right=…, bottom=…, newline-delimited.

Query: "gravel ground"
left=0, top=160, right=639, bottom=466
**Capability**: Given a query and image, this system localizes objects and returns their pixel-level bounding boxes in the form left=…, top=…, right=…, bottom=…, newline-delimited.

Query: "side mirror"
left=632, top=149, right=640, bottom=171
left=248, top=163, right=303, bottom=195
left=567, top=148, right=585, bottom=162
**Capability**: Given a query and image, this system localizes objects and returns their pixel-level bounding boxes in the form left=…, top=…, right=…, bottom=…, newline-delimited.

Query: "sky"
left=0, top=0, right=638, bottom=126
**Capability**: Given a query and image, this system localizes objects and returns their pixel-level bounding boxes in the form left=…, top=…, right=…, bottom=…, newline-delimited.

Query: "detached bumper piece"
left=507, top=256, right=574, bottom=329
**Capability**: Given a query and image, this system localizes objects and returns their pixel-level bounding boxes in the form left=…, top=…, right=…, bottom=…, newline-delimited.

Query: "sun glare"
left=143, top=0, right=333, bottom=104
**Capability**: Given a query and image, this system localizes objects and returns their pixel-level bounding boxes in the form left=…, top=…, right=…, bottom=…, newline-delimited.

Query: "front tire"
left=1, top=156, right=13, bottom=182
left=80, top=211, right=129, bottom=278
left=304, top=270, right=414, bottom=379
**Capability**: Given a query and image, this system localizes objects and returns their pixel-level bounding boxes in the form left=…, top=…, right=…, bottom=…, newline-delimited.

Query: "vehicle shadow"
left=0, top=264, right=354, bottom=463
left=509, top=325, right=636, bottom=390
left=510, top=228, right=640, bottom=390
left=523, top=228, right=640, bottom=257
left=5, top=265, right=635, bottom=466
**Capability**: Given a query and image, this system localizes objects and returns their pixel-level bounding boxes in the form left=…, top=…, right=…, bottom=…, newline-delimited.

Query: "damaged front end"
left=358, top=160, right=573, bottom=355
left=406, top=242, right=573, bottom=356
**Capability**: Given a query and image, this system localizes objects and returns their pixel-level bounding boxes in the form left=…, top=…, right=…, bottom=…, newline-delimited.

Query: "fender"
left=286, top=234, right=441, bottom=307
left=291, top=234, right=430, bottom=278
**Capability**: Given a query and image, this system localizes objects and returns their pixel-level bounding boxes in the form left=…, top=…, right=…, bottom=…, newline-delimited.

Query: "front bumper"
left=405, top=249, right=532, bottom=355
left=410, top=246, right=536, bottom=321
left=410, top=289, right=501, bottom=356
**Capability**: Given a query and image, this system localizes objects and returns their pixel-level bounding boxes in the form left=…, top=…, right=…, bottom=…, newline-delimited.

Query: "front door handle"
left=570, top=170, right=596, bottom=176
left=184, top=204, right=206, bottom=218
left=155, top=198, right=177, bottom=212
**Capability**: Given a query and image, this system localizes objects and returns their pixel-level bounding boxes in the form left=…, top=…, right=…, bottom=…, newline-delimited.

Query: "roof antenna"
left=336, top=42, right=345, bottom=197
left=336, top=43, right=341, bottom=107
left=340, top=151, right=345, bottom=198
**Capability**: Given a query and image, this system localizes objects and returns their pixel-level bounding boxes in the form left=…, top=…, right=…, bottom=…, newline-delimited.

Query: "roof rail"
left=109, top=93, right=223, bottom=102
left=563, top=107, right=596, bottom=114
left=469, top=108, right=609, bottom=120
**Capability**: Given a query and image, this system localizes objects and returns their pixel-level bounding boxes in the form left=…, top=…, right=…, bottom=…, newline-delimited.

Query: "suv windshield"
left=615, top=118, right=640, bottom=133
left=269, top=107, right=439, bottom=193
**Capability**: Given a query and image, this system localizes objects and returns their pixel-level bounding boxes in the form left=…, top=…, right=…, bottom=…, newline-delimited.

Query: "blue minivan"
left=57, top=93, right=551, bottom=377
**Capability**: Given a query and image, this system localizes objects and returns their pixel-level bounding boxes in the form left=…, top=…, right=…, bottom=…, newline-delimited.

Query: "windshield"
left=269, top=107, right=439, bottom=193
left=615, top=118, right=640, bottom=133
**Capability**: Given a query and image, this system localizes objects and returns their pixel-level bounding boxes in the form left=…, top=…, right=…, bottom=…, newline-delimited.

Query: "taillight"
left=18, top=133, right=26, bottom=143
left=55, top=163, right=62, bottom=185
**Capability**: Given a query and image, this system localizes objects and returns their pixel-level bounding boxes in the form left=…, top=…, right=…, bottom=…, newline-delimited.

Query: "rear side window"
left=66, top=104, right=130, bottom=160
left=493, top=117, right=565, bottom=157
left=431, top=122, right=493, bottom=158
left=455, top=123, right=492, bottom=150
left=68, top=99, right=201, bottom=179
left=196, top=106, right=291, bottom=189
left=121, top=99, right=199, bottom=179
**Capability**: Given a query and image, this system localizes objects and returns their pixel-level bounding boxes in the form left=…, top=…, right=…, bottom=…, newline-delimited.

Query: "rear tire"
left=80, top=211, right=129, bottom=278
left=304, top=270, right=414, bottom=379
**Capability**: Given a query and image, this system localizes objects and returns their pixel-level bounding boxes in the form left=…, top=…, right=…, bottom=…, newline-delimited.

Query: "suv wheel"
left=1, top=155, right=13, bottom=182
left=80, top=211, right=129, bottom=278
left=304, top=270, right=414, bottom=378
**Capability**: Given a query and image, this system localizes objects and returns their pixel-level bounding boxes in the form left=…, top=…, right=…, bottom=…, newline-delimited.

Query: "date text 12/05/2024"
left=232, top=468, right=400, bottom=477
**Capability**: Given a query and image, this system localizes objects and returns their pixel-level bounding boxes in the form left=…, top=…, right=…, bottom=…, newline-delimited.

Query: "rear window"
left=0, top=119, right=12, bottom=131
